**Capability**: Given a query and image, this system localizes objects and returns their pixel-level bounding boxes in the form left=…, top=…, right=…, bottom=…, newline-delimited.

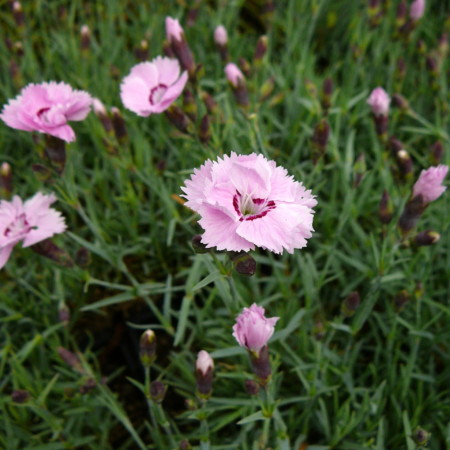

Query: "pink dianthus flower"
left=412, top=165, right=448, bottom=204
left=410, top=0, right=425, bottom=21
left=120, top=57, right=188, bottom=116
left=232, top=303, right=279, bottom=353
left=367, top=87, right=390, bottom=117
left=0, top=192, right=66, bottom=269
left=181, top=152, right=317, bottom=254
left=0, top=82, right=92, bottom=142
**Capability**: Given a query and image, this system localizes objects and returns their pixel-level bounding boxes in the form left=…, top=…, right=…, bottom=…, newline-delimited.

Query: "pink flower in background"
left=0, top=192, right=66, bottom=269
left=181, top=152, right=317, bottom=254
left=214, top=25, right=228, bottom=46
left=410, top=0, right=425, bottom=21
left=225, top=63, right=245, bottom=87
left=0, top=82, right=92, bottom=142
left=367, top=87, right=390, bottom=117
left=165, top=17, right=184, bottom=43
left=120, top=57, right=188, bottom=116
left=412, top=165, right=448, bottom=203
left=233, top=304, right=279, bottom=353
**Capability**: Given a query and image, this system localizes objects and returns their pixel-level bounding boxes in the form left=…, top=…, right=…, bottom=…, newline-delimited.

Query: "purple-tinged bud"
left=31, top=239, right=74, bottom=267
left=162, top=40, right=175, bottom=58
left=410, top=0, right=425, bottom=21
left=398, top=194, right=426, bottom=235
left=111, top=107, right=128, bottom=142
left=165, top=105, right=192, bottom=134
left=394, top=290, right=410, bottom=312
left=225, top=63, right=249, bottom=108
left=201, top=91, right=218, bottom=115
left=244, top=379, right=260, bottom=396
left=166, top=17, right=183, bottom=42
left=229, top=251, right=257, bottom=276
left=13, top=41, right=24, bottom=57
left=80, top=25, right=91, bottom=52
left=396, top=149, right=414, bottom=179
left=426, top=53, right=439, bottom=80
left=186, top=0, right=201, bottom=27
left=92, top=98, right=113, bottom=134
left=150, top=381, right=167, bottom=403
left=79, top=378, right=96, bottom=394
left=254, top=35, right=268, bottom=67
left=250, top=345, right=272, bottom=386
left=430, top=141, right=444, bottom=165
left=12, top=1, right=25, bottom=28
left=396, top=1, right=408, bottom=27
left=261, top=0, right=275, bottom=27
left=353, top=153, right=366, bottom=187
left=11, top=389, right=30, bottom=403
left=260, top=76, right=275, bottom=102
left=392, top=93, right=409, bottom=111
left=191, top=234, right=210, bottom=254
left=238, top=57, right=252, bottom=79
left=214, top=25, right=228, bottom=61
left=183, top=90, right=197, bottom=122
left=75, top=246, right=91, bottom=268
left=179, top=439, right=192, bottom=450
left=44, top=135, right=66, bottom=175
left=0, top=162, right=12, bottom=198
left=135, top=39, right=149, bottom=62
left=321, top=77, right=333, bottom=113
left=313, top=320, right=326, bottom=340
left=57, top=347, right=85, bottom=374
left=379, top=190, right=393, bottom=225
left=304, top=79, right=317, bottom=98
left=368, top=0, right=382, bottom=27
left=412, top=427, right=431, bottom=446
left=341, top=291, right=361, bottom=318
left=395, top=58, right=406, bottom=81
left=199, top=114, right=211, bottom=144
left=139, top=329, right=156, bottom=367
left=58, top=302, right=70, bottom=326
left=196, top=351, right=214, bottom=399
left=412, top=230, right=440, bottom=247
left=311, top=119, right=330, bottom=163
left=367, top=87, right=390, bottom=117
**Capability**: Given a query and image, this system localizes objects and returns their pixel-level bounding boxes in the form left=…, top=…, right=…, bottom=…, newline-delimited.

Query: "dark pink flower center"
left=37, top=107, right=51, bottom=123
left=4, top=213, right=32, bottom=239
left=233, top=191, right=276, bottom=222
left=149, top=84, right=168, bottom=105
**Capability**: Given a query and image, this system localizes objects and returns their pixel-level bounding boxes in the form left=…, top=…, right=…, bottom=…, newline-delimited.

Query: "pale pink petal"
left=48, top=124, right=76, bottom=142
left=181, top=160, right=214, bottom=212
left=130, top=62, right=159, bottom=89
left=22, top=210, right=67, bottom=247
left=24, top=192, right=57, bottom=216
left=0, top=244, right=15, bottom=269
left=0, top=101, right=36, bottom=131
left=120, top=77, right=152, bottom=116
left=156, top=71, right=189, bottom=112
left=153, top=56, right=181, bottom=86
left=64, top=92, right=92, bottom=121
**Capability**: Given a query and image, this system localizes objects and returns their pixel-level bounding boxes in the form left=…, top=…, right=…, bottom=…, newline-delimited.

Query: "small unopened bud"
left=379, top=190, right=393, bottom=225
left=368, top=0, right=382, bottom=27
left=13, top=41, right=24, bottom=57
left=111, top=107, right=128, bottom=142
left=395, top=58, right=406, bottom=81
left=254, top=35, right=268, bottom=67
left=179, top=439, right=192, bottom=450
left=12, top=1, right=25, bottom=28
left=321, top=78, right=333, bottom=113
left=79, top=378, right=96, bottom=394
left=238, top=57, right=251, bottom=78
left=412, top=230, right=440, bottom=247
left=0, top=162, right=12, bottom=198
left=260, top=76, right=275, bottom=102
left=392, top=93, right=409, bottom=111
left=93, top=98, right=113, bottom=134
left=196, top=350, right=214, bottom=399
left=199, top=114, right=211, bottom=144
left=201, top=91, right=218, bottom=115
left=430, top=141, right=443, bottom=165
left=139, top=329, right=156, bottom=367
left=396, top=1, right=408, bottom=28
left=313, top=320, right=326, bottom=340
left=426, top=53, right=439, bottom=77
left=191, top=235, right=209, bottom=253
left=31, top=239, right=73, bottom=267
left=261, top=0, right=275, bottom=26
left=135, top=39, right=149, bottom=62
left=165, top=105, right=192, bottom=134
left=412, top=427, right=431, bottom=446
left=187, top=0, right=201, bottom=27
left=341, top=291, right=360, bottom=318
left=58, top=302, right=70, bottom=326
left=80, top=25, right=91, bottom=52
left=225, top=63, right=249, bottom=108
left=304, top=79, right=317, bottom=98
left=214, top=25, right=228, bottom=61
left=244, top=379, right=260, bottom=396
left=353, top=153, right=366, bottom=187
left=398, top=195, right=426, bottom=235
left=229, top=251, right=256, bottom=276
left=311, top=119, right=330, bottom=163
left=183, top=90, right=197, bottom=121
left=396, top=149, right=413, bottom=179
left=57, top=347, right=85, bottom=374
left=394, top=290, right=410, bottom=312
left=75, top=246, right=91, bottom=268
left=11, top=389, right=30, bottom=403
left=150, top=381, right=167, bottom=403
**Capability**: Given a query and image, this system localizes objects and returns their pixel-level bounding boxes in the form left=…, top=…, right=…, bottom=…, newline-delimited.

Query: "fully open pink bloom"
left=0, top=192, right=66, bottom=269
left=225, top=63, right=245, bottom=87
left=120, top=57, right=188, bottom=116
left=233, top=304, right=279, bottom=353
left=367, top=87, right=390, bottom=117
left=412, top=165, right=448, bottom=203
left=181, top=152, right=317, bottom=254
left=410, top=0, right=425, bottom=21
left=214, top=25, right=228, bottom=46
left=0, top=82, right=92, bottom=142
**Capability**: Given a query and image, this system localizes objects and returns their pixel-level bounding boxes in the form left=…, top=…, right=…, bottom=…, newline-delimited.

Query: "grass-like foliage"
left=0, top=0, right=449, bottom=449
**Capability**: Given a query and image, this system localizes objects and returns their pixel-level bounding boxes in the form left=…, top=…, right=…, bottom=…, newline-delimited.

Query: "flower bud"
left=367, top=87, right=390, bottom=117
left=321, top=77, right=333, bottom=113
left=11, top=389, right=30, bottom=403
left=395, top=58, right=406, bottom=82
left=244, top=379, right=260, bottom=396
left=165, top=105, right=192, bottom=134
left=238, top=57, right=252, bottom=78
left=58, top=301, right=70, bottom=326
left=214, top=25, right=228, bottom=61
left=430, top=141, right=443, bottom=165
left=183, top=90, right=197, bottom=122
left=368, top=0, right=382, bottom=27
left=196, top=351, right=214, bottom=399
left=313, top=320, right=326, bottom=340
left=250, top=345, right=272, bottom=385
left=80, top=25, right=91, bottom=52
left=93, top=98, right=113, bottom=134
left=304, top=79, right=317, bottom=98
left=31, top=239, right=74, bottom=267
left=199, top=114, right=211, bottom=144
left=398, top=195, right=426, bottom=235
left=111, top=107, right=128, bottom=142
left=139, top=329, right=156, bottom=367
left=12, top=1, right=25, bottom=28
left=392, top=93, right=409, bottom=111
left=229, top=251, right=256, bottom=276
left=135, top=39, right=149, bottom=62
left=201, top=91, right=218, bottom=115
left=260, top=76, right=275, bottom=102
left=0, top=162, right=12, bottom=198
left=179, top=439, right=192, bottom=450
left=341, top=291, right=360, bottom=318
left=150, top=381, right=167, bottom=403
left=225, top=63, right=249, bottom=108
left=412, top=427, right=431, bottom=446
left=57, top=347, right=85, bottom=374
left=379, top=190, right=393, bottom=225
left=311, top=119, right=330, bottom=163
left=396, top=1, right=408, bottom=28
left=394, top=290, right=410, bottom=312
left=410, top=0, right=425, bottom=22
left=79, top=378, right=96, bottom=394
left=396, top=149, right=413, bottom=179
left=187, top=0, right=201, bottom=27
left=254, top=35, right=268, bottom=67
left=412, top=230, right=440, bottom=247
